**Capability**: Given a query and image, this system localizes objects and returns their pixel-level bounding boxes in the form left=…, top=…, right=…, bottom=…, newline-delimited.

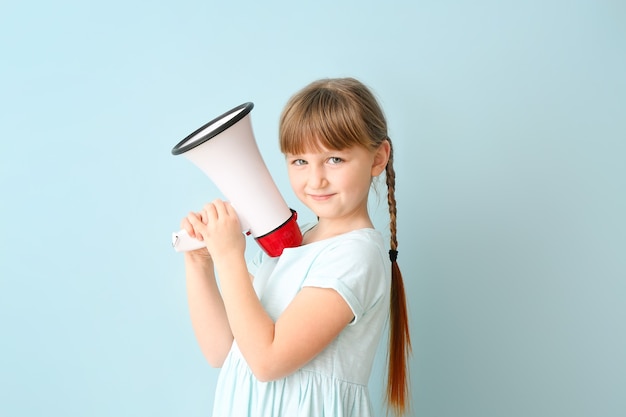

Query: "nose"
left=307, top=164, right=327, bottom=189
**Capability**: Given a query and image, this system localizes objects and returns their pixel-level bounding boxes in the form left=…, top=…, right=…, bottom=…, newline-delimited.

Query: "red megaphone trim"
left=255, top=209, right=302, bottom=257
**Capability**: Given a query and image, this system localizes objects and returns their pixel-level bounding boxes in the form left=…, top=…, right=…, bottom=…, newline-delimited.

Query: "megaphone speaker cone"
left=171, top=102, right=254, bottom=155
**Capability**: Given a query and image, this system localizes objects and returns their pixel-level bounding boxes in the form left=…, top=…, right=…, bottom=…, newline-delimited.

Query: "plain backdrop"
left=1, top=1, right=624, bottom=416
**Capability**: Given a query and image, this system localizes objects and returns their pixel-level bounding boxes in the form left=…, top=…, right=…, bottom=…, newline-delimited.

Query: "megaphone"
left=171, top=102, right=302, bottom=257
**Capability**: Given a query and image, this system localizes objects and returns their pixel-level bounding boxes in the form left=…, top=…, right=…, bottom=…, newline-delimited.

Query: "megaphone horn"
left=171, top=102, right=302, bottom=257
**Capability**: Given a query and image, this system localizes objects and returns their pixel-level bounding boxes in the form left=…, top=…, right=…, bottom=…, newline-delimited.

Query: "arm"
left=184, top=251, right=233, bottom=367
left=216, top=259, right=354, bottom=382
left=190, top=201, right=354, bottom=381
left=181, top=212, right=233, bottom=367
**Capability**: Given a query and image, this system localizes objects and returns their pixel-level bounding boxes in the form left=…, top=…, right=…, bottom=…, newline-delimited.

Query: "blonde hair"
left=279, top=77, right=412, bottom=416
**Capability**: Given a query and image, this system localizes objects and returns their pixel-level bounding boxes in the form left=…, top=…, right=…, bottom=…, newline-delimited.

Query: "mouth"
left=308, top=193, right=335, bottom=201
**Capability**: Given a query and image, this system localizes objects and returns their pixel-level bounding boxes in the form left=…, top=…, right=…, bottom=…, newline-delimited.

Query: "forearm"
left=213, top=253, right=277, bottom=380
left=185, top=253, right=233, bottom=367
left=212, top=252, right=354, bottom=382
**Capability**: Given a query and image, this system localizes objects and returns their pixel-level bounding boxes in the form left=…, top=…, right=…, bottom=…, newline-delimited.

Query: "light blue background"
left=1, top=1, right=624, bottom=416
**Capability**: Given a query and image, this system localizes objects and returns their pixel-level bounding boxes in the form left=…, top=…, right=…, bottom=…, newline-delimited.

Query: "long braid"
left=385, top=138, right=412, bottom=416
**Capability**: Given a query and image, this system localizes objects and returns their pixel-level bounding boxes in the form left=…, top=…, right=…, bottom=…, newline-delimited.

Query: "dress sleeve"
left=302, top=237, right=388, bottom=325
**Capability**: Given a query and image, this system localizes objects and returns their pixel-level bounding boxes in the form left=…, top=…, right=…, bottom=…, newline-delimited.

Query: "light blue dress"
left=212, top=226, right=391, bottom=417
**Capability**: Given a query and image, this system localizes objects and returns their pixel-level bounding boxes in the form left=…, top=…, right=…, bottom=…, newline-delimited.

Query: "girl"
left=181, top=77, right=411, bottom=417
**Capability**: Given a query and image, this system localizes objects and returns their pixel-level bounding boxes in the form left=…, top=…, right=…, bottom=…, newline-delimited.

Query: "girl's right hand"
left=181, top=212, right=212, bottom=261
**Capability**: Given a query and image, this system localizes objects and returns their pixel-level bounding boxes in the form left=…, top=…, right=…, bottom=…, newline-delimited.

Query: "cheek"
left=288, top=171, right=303, bottom=191
left=347, top=168, right=373, bottom=188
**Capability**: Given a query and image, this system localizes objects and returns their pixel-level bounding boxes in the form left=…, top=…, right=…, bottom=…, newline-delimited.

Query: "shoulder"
left=305, top=229, right=390, bottom=284
left=316, top=229, right=387, bottom=264
left=302, top=229, right=391, bottom=324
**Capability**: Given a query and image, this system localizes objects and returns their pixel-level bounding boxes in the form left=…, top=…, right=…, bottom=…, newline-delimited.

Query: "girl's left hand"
left=187, top=199, right=245, bottom=260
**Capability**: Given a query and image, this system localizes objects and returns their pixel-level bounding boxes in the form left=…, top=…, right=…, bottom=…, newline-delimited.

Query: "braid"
left=384, top=138, right=412, bottom=416
left=385, top=140, right=398, bottom=252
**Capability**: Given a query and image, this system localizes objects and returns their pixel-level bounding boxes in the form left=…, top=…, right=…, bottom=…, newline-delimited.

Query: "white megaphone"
left=171, top=102, right=302, bottom=257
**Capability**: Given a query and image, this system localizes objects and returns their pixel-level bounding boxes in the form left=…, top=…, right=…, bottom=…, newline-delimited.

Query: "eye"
left=291, top=158, right=307, bottom=166
left=328, top=156, right=343, bottom=165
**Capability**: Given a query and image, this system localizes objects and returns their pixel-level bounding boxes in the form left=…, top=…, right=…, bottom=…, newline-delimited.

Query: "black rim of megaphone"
left=171, top=102, right=254, bottom=155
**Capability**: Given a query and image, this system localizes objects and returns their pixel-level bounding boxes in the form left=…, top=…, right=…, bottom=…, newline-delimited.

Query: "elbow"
left=200, top=341, right=232, bottom=369
left=206, top=355, right=225, bottom=369
left=252, top=369, right=275, bottom=383
left=249, top=361, right=291, bottom=383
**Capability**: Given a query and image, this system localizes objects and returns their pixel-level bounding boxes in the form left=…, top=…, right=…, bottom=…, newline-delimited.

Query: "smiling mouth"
left=309, top=194, right=335, bottom=201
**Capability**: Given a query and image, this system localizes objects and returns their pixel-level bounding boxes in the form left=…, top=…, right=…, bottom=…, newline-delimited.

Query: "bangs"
left=279, top=85, right=370, bottom=155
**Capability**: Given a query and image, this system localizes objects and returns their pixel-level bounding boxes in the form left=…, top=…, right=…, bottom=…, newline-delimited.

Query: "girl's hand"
left=187, top=199, right=246, bottom=260
left=180, top=212, right=211, bottom=261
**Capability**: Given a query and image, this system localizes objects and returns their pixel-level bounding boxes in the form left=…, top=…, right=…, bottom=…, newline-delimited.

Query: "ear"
left=371, top=140, right=391, bottom=177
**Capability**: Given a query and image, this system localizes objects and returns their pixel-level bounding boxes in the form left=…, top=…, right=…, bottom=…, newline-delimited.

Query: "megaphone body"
left=171, top=102, right=302, bottom=257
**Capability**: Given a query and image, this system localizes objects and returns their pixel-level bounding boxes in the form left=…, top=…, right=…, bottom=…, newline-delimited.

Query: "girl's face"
left=285, top=141, right=389, bottom=228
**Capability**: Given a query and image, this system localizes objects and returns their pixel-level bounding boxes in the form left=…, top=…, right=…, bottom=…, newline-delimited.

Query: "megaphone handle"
left=171, top=229, right=206, bottom=252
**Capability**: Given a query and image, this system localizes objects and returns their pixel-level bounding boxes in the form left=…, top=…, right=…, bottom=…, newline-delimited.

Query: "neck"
left=303, top=217, right=374, bottom=244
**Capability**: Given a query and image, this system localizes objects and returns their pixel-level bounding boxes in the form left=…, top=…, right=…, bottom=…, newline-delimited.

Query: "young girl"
left=181, top=77, right=411, bottom=416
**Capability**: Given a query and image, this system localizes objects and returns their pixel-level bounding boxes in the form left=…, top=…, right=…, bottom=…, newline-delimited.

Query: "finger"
left=213, top=199, right=229, bottom=219
left=180, top=216, right=194, bottom=238
left=203, top=202, right=218, bottom=222
left=181, top=214, right=199, bottom=238
left=222, top=201, right=241, bottom=227
left=187, top=212, right=204, bottom=240
left=196, top=204, right=212, bottom=224
left=223, top=201, right=236, bottom=216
